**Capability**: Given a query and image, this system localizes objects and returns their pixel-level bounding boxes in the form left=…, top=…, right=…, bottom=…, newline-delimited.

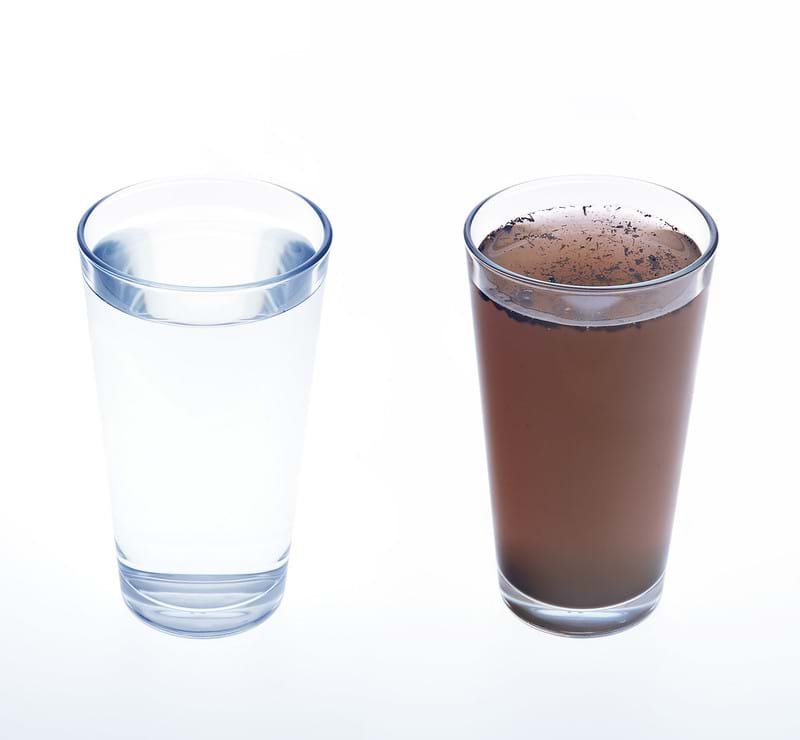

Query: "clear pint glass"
left=465, top=176, right=716, bottom=636
left=78, top=178, right=331, bottom=637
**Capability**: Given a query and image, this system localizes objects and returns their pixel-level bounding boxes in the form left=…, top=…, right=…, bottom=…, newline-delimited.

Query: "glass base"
left=118, top=561, right=287, bottom=638
left=498, top=570, right=663, bottom=637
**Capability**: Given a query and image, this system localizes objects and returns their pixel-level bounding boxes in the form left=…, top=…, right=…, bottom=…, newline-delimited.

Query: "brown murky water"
left=472, top=206, right=706, bottom=607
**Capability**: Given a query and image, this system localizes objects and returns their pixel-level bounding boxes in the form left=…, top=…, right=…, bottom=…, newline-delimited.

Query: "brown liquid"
left=473, top=207, right=706, bottom=608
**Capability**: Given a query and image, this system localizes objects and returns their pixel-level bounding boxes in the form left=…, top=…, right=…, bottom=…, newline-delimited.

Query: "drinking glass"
left=78, top=177, right=331, bottom=637
left=465, top=176, right=717, bottom=636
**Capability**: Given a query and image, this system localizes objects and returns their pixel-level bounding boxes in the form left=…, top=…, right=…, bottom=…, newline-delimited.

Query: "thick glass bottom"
left=498, top=569, right=663, bottom=637
left=118, top=560, right=287, bottom=638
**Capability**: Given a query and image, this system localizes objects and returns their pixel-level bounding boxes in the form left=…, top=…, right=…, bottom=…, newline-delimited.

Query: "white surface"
left=0, top=1, right=798, bottom=738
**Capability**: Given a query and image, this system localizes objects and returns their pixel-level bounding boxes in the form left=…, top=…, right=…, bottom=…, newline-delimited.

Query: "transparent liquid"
left=85, top=231, right=323, bottom=577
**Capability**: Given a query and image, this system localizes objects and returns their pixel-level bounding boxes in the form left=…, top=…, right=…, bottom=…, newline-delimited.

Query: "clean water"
left=84, top=226, right=324, bottom=634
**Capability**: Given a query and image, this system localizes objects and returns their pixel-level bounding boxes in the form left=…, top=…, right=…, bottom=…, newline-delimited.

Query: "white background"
left=1, top=1, right=798, bottom=738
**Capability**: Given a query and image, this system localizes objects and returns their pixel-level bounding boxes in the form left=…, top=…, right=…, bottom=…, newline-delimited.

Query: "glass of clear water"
left=78, top=178, right=331, bottom=638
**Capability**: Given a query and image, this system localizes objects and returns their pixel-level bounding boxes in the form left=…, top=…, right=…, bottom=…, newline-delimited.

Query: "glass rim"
left=77, top=176, right=333, bottom=293
left=464, top=174, right=718, bottom=293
